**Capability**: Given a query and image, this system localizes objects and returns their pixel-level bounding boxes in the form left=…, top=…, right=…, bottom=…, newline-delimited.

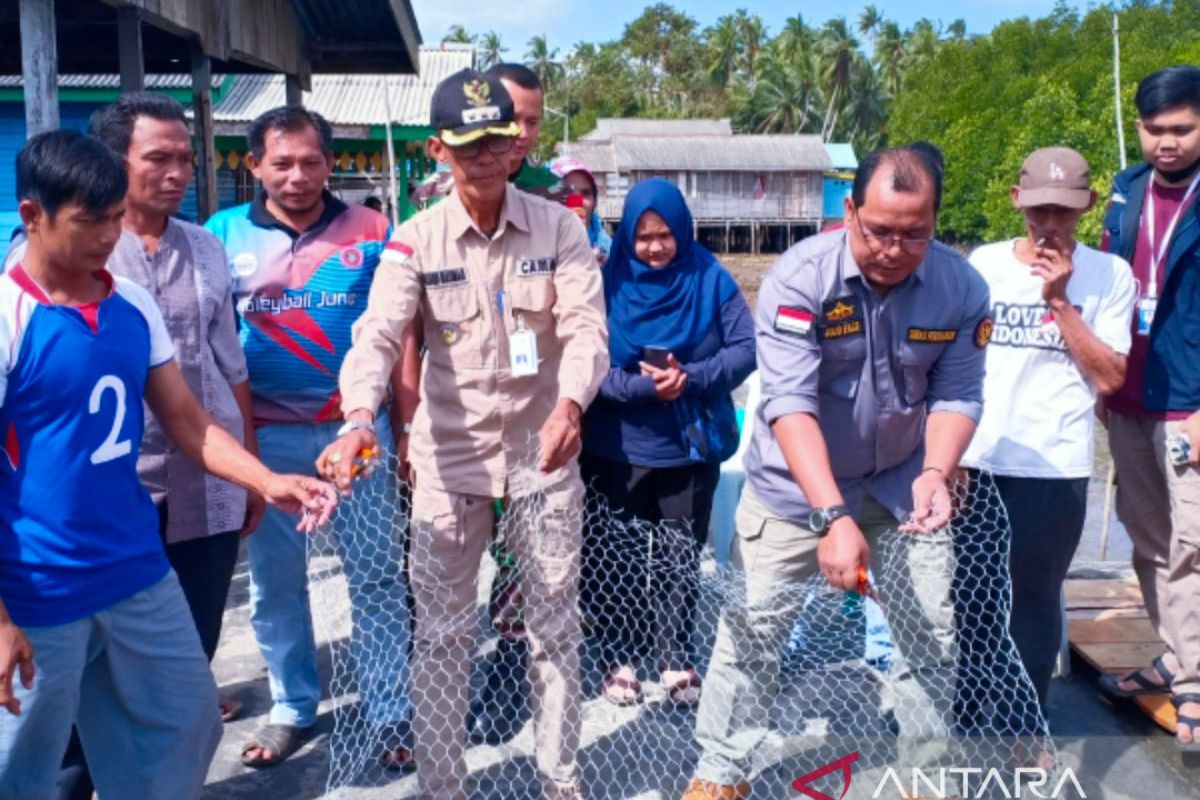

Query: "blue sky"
left=409, top=1, right=1083, bottom=55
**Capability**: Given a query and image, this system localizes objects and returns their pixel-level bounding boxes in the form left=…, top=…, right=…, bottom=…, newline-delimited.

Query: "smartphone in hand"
left=643, top=345, right=671, bottom=370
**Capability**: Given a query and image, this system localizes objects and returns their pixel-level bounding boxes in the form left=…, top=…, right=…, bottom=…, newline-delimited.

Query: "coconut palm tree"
left=858, top=5, right=883, bottom=43
left=478, top=31, right=507, bottom=69
left=754, top=48, right=823, bottom=134
left=525, top=35, right=563, bottom=91
left=817, top=18, right=861, bottom=140
left=443, top=24, right=473, bottom=45
left=704, top=15, right=742, bottom=88
left=734, top=9, right=766, bottom=80
left=873, top=19, right=906, bottom=96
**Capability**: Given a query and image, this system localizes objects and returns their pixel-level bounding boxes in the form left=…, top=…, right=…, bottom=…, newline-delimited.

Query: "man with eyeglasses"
left=319, top=68, right=608, bottom=800
left=682, top=146, right=990, bottom=800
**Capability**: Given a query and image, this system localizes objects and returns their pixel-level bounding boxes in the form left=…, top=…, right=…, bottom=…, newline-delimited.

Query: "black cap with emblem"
left=430, top=68, right=521, bottom=147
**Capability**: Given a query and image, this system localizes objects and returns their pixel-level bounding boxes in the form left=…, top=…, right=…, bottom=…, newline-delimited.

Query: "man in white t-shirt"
left=962, top=146, right=1136, bottom=724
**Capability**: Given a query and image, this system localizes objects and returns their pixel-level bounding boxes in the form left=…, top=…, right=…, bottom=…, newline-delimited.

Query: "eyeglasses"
left=448, top=135, right=515, bottom=159
left=854, top=214, right=934, bottom=254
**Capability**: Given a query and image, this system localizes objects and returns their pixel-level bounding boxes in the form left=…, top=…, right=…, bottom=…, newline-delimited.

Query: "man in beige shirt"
left=320, top=68, right=607, bottom=800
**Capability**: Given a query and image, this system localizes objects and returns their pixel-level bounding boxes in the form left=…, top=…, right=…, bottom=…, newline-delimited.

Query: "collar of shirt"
left=445, top=183, right=532, bottom=242
left=838, top=230, right=929, bottom=292
left=249, top=189, right=348, bottom=238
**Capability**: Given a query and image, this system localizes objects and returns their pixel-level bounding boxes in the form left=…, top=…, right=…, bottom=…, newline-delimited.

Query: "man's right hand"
left=0, top=621, right=34, bottom=716
left=817, top=517, right=870, bottom=591
left=317, top=427, right=379, bottom=493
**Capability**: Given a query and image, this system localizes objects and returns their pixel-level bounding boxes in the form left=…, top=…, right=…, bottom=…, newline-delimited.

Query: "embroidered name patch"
left=516, top=257, right=557, bottom=277
left=907, top=327, right=958, bottom=343
left=821, top=320, right=864, bottom=339
left=422, top=268, right=468, bottom=288
left=775, top=306, right=814, bottom=337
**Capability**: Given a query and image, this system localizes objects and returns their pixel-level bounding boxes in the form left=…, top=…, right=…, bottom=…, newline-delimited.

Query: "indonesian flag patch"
left=775, top=306, right=814, bottom=337
left=383, top=240, right=414, bottom=265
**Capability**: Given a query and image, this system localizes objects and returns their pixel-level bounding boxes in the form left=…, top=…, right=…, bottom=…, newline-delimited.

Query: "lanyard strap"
left=1144, top=170, right=1200, bottom=299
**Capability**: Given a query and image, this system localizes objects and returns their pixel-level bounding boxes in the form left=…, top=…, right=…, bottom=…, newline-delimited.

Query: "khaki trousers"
left=1109, top=412, right=1200, bottom=695
left=409, top=472, right=583, bottom=800
left=693, top=487, right=957, bottom=786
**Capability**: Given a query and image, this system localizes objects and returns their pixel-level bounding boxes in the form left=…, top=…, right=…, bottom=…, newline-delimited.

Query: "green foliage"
left=890, top=0, right=1200, bottom=244
left=520, top=3, right=971, bottom=160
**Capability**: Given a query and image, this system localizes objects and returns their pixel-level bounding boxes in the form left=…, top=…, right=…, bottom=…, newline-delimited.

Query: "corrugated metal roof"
left=581, top=118, right=733, bottom=141
left=825, top=142, right=859, bottom=170
left=566, top=135, right=830, bottom=172
left=211, top=44, right=472, bottom=126
left=0, top=74, right=224, bottom=89
left=556, top=142, right=617, bottom=173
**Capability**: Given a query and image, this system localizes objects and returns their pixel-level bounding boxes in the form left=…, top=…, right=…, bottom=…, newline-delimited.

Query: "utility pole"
left=1113, top=13, right=1127, bottom=170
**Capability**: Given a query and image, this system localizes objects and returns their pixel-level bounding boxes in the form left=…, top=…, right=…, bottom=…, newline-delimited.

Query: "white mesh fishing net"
left=305, top=453, right=1056, bottom=800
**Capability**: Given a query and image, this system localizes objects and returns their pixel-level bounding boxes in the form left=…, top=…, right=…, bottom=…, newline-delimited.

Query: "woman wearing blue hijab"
left=581, top=178, right=755, bottom=706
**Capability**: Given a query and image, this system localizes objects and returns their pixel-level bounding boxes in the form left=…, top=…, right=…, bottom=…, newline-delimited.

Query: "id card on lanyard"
left=1138, top=171, right=1200, bottom=335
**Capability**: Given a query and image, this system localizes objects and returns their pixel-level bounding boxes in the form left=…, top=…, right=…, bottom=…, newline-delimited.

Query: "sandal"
left=219, top=696, right=243, bottom=724
left=240, top=723, right=307, bottom=768
left=1098, top=654, right=1174, bottom=698
left=377, top=722, right=416, bottom=772
left=602, top=666, right=642, bottom=706
left=662, top=668, right=702, bottom=706
left=1173, top=694, right=1200, bottom=752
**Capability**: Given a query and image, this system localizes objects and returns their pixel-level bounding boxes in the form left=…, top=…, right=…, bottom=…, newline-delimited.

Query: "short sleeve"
left=0, top=277, right=33, bottom=407
left=1093, top=254, right=1136, bottom=356
left=755, top=257, right=823, bottom=424
left=113, top=277, right=175, bottom=368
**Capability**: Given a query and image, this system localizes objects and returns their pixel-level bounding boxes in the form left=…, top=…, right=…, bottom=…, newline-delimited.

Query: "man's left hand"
left=262, top=474, right=339, bottom=533
left=1031, top=240, right=1074, bottom=306
left=539, top=399, right=582, bottom=473
left=1184, top=409, right=1200, bottom=467
left=238, top=492, right=267, bottom=539
left=903, top=468, right=953, bottom=533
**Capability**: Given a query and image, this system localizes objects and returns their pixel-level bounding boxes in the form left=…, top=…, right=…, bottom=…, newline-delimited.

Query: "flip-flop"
left=662, top=668, right=702, bottom=706
left=602, top=668, right=642, bottom=706
left=1098, top=655, right=1174, bottom=698
left=219, top=696, right=243, bottom=724
left=240, top=723, right=306, bottom=768
left=1173, top=694, right=1200, bottom=752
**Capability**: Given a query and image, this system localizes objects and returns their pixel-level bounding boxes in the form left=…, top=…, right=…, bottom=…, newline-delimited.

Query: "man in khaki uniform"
left=320, top=68, right=607, bottom=800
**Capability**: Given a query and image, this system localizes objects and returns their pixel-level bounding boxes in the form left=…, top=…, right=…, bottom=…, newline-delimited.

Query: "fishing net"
left=305, top=452, right=1057, bottom=800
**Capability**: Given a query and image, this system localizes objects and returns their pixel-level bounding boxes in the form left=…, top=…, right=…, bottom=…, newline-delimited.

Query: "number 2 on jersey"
left=89, top=375, right=132, bottom=465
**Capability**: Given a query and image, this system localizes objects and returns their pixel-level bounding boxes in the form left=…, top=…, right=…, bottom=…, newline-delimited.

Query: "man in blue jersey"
left=205, top=106, right=413, bottom=769
left=0, top=132, right=336, bottom=798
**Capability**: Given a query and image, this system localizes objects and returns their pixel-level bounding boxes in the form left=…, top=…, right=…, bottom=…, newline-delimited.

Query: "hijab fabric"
left=604, top=178, right=738, bottom=368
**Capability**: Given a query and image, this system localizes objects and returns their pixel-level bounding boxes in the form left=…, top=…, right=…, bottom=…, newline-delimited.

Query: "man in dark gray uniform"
left=681, top=146, right=991, bottom=800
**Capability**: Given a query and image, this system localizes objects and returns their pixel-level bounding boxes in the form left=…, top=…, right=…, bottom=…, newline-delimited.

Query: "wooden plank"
left=1073, top=641, right=1165, bottom=673
left=190, top=43, right=217, bottom=222
left=118, top=6, right=145, bottom=94
left=1068, top=617, right=1159, bottom=644
left=1064, top=578, right=1143, bottom=609
left=1067, top=607, right=1149, bottom=621
left=19, top=0, right=59, bottom=135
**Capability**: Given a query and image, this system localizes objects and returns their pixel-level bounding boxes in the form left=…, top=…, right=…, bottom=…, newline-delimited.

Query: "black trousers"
left=57, top=505, right=240, bottom=800
left=953, top=473, right=1088, bottom=734
left=580, top=452, right=721, bottom=672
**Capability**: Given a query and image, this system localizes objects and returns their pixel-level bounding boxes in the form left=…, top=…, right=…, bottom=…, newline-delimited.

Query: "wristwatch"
left=336, top=419, right=375, bottom=438
left=808, top=505, right=851, bottom=536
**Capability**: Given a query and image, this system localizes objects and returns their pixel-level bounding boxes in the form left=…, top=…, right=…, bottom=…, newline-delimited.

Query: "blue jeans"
left=0, top=573, right=221, bottom=800
left=248, top=417, right=411, bottom=727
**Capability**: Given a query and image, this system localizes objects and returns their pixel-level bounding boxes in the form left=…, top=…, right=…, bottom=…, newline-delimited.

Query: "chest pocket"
left=818, top=336, right=867, bottom=399
left=897, top=344, right=935, bottom=406
left=425, top=285, right=484, bottom=367
left=505, top=278, right=556, bottom=317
